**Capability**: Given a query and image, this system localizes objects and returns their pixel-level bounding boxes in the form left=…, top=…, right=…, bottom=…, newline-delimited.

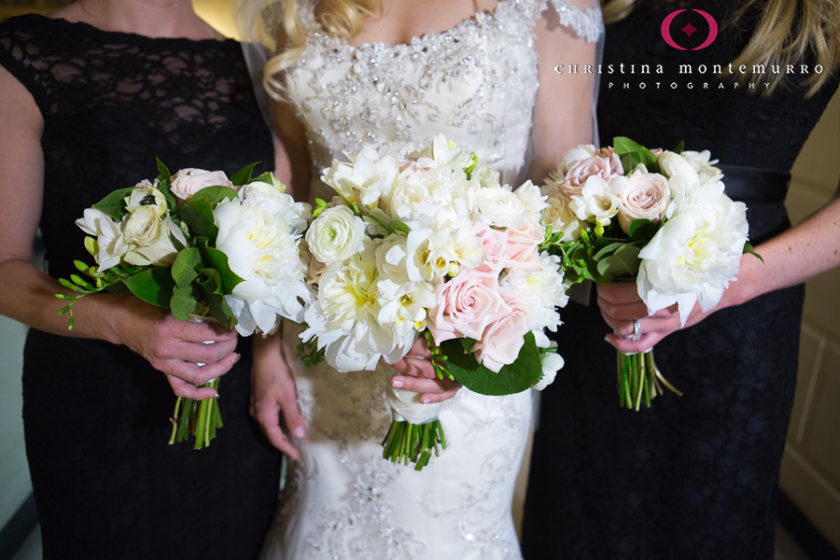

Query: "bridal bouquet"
left=57, top=161, right=310, bottom=447
left=541, top=137, right=756, bottom=410
left=299, top=135, right=567, bottom=469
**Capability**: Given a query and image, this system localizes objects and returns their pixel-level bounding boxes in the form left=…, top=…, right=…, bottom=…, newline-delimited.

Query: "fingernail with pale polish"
left=294, top=426, right=305, bottom=438
left=232, top=353, right=241, bottom=365
left=212, top=392, right=220, bottom=398
left=392, top=378, right=404, bottom=388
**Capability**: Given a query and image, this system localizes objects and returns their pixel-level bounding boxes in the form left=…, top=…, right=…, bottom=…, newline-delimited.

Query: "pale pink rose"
left=474, top=289, right=535, bottom=372
left=428, top=268, right=509, bottom=346
left=170, top=168, right=233, bottom=202
left=614, top=172, right=670, bottom=234
left=556, top=154, right=624, bottom=198
left=504, top=216, right=543, bottom=270
left=473, top=222, right=509, bottom=273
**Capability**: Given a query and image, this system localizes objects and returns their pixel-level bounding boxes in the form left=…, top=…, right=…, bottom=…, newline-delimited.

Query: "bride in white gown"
left=239, top=0, right=601, bottom=558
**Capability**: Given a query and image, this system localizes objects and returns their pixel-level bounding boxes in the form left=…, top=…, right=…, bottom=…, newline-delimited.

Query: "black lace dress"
left=522, top=3, right=839, bottom=559
left=0, top=15, right=281, bottom=559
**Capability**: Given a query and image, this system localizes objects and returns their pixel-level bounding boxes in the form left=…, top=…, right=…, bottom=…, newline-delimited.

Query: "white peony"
left=500, top=251, right=567, bottom=332
left=657, top=151, right=699, bottom=186
left=306, top=206, right=366, bottom=265
left=301, top=240, right=409, bottom=371
left=681, top=150, right=723, bottom=183
left=213, top=192, right=310, bottom=336
left=636, top=193, right=748, bottom=325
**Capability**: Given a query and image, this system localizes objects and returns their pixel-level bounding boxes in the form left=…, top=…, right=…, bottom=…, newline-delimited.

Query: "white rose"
left=123, top=214, right=185, bottom=267
left=542, top=193, right=582, bottom=242
left=170, top=168, right=232, bottom=202
left=613, top=171, right=670, bottom=234
left=636, top=193, right=748, bottom=325
left=306, top=206, right=366, bottom=265
left=75, top=208, right=129, bottom=272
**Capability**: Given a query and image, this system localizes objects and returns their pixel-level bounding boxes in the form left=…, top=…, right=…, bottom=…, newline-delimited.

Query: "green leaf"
left=183, top=185, right=239, bottom=207
left=202, top=247, right=244, bottom=293
left=252, top=171, right=278, bottom=187
left=743, top=242, right=764, bottom=263
left=177, top=204, right=218, bottom=240
left=674, top=139, right=685, bottom=154
left=613, top=136, right=659, bottom=174
left=92, top=187, right=134, bottom=220
left=124, top=267, right=175, bottom=308
left=155, top=158, right=177, bottom=211
left=230, top=162, right=261, bottom=186
left=170, top=284, right=197, bottom=320
left=593, top=241, right=625, bottom=260
left=440, top=332, right=543, bottom=396
left=595, top=244, right=641, bottom=279
left=627, top=218, right=659, bottom=241
left=171, top=248, right=201, bottom=287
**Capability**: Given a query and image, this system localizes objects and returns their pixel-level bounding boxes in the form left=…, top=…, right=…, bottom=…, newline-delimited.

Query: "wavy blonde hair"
left=264, top=0, right=380, bottom=99
left=601, top=0, right=840, bottom=97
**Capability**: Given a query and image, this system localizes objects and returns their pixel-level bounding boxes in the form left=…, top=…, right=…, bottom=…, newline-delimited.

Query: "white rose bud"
left=170, top=168, right=233, bottom=202
left=123, top=206, right=163, bottom=246
left=306, top=206, right=366, bottom=265
left=614, top=172, right=670, bottom=234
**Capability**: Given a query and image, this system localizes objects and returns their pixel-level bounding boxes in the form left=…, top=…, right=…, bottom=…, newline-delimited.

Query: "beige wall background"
left=782, top=87, right=840, bottom=550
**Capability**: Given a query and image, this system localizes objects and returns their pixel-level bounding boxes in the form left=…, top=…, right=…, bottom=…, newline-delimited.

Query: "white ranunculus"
left=568, top=175, right=620, bottom=227
left=306, top=206, right=366, bottom=265
left=124, top=183, right=168, bottom=216
left=75, top=208, right=129, bottom=272
left=170, top=168, right=233, bottom=201
left=213, top=195, right=310, bottom=335
left=613, top=171, right=670, bottom=234
left=636, top=193, right=748, bottom=325
left=321, top=146, right=399, bottom=206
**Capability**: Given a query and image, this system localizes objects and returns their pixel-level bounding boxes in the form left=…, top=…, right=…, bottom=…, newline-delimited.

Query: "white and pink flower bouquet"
left=541, top=137, right=758, bottom=410
left=57, top=161, right=311, bottom=447
left=298, top=135, right=568, bottom=469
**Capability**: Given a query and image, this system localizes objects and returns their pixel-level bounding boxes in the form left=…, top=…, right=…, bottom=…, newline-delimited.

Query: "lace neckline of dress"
left=314, top=0, right=518, bottom=53
left=17, top=13, right=234, bottom=47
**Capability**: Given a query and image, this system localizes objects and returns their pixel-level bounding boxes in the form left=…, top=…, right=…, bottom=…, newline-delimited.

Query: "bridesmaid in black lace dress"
left=0, top=1, right=286, bottom=558
left=523, top=1, right=840, bottom=558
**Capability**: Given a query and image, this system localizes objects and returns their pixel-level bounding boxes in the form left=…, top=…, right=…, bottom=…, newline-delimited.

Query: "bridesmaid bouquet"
left=298, top=135, right=567, bottom=470
left=541, top=137, right=758, bottom=410
left=57, top=160, right=310, bottom=447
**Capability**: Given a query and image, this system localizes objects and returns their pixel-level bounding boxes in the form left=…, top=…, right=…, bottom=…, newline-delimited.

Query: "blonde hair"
left=601, top=0, right=840, bottom=97
left=264, top=0, right=379, bottom=99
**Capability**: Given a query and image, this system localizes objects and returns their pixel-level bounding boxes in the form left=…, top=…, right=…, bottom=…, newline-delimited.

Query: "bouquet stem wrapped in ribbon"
left=58, top=161, right=311, bottom=447
left=541, top=137, right=759, bottom=410
left=297, top=135, right=568, bottom=469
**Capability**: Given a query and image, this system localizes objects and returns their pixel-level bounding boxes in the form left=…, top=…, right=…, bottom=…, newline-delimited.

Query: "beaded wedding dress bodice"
left=262, top=1, right=601, bottom=558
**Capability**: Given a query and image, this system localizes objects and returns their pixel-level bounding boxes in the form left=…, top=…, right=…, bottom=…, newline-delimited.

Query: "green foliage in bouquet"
left=56, top=160, right=274, bottom=328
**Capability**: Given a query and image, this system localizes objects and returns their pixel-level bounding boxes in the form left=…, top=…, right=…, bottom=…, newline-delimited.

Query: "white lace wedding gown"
left=260, top=1, right=601, bottom=558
